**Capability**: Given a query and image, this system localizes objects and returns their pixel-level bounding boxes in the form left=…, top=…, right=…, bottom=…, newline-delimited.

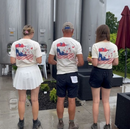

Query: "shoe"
left=68, top=122, right=79, bottom=129
left=57, top=120, right=64, bottom=129
left=18, top=120, right=24, bottom=129
left=103, top=124, right=110, bottom=129
left=33, top=119, right=41, bottom=129
left=91, top=123, right=98, bottom=129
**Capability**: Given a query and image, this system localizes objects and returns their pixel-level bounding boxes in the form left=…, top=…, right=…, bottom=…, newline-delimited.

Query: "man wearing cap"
left=48, top=22, right=84, bottom=129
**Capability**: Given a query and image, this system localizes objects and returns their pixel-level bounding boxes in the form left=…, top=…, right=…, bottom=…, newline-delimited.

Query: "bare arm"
left=48, top=54, right=57, bottom=65
left=36, top=56, right=42, bottom=64
left=92, top=58, right=98, bottom=66
left=10, top=57, right=16, bottom=64
left=87, top=57, right=98, bottom=66
left=76, top=54, right=84, bottom=66
left=112, top=58, right=119, bottom=66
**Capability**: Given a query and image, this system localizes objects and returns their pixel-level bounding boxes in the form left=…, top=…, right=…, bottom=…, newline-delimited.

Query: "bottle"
left=88, top=47, right=92, bottom=65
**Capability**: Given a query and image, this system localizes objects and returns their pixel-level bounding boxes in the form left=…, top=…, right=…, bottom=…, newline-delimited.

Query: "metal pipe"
left=125, top=48, right=127, bottom=78
left=0, top=64, right=2, bottom=76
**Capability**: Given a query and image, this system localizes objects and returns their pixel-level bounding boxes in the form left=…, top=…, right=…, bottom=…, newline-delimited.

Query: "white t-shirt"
left=92, top=41, right=118, bottom=69
left=49, top=37, right=82, bottom=74
left=10, top=39, right=42, bottom=67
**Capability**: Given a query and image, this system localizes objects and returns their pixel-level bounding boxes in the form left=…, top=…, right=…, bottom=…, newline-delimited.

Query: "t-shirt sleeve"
left=10, top=43, right=16, bottom=57
left=49, top=42, right=56, bottom=55
left=114, top=45, right=119, bottom=58
left=76, top=43, right=82, bottom=54
left=92, top=44, right=98, bottom=58
left=35, top=43, right=42, bottom=58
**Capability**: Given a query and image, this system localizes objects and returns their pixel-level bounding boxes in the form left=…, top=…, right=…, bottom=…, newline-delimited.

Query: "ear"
left=71, top=29, right=74, bottom=36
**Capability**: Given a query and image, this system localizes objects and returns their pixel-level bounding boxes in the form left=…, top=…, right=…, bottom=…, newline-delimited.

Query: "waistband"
left=93, top=66, right=112, bottom=71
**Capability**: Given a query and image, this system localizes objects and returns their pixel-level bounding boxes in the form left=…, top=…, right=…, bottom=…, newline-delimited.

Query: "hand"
left=55, top=60, right=57, bottom=65
left=87, top=57, right=92, bottom=63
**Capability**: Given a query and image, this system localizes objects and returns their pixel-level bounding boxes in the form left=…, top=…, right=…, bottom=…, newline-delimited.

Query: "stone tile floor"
left=0, top=75, right=130, bottom=129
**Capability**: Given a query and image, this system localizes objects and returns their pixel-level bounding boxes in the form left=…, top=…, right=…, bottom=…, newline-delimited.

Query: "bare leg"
left=102, top=88, right=111, bottom=125
left=18, top=90, right=26, bottom=120
left=68, top=98, right=76, bottom=120
left=31, top=86, right=40, bottom=120
left=57, top=97, right=65, bottom=119
left=91, top=87, right=100, bottom=123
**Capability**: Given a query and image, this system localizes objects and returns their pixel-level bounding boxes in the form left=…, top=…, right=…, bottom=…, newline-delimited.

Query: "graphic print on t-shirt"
left=98, top=48, right=115, bottom=64
left=57, top=43, right=74, bottom=59
left=15, top=44, right=33, bottom=61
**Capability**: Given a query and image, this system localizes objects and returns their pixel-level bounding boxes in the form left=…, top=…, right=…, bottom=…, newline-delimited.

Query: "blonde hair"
left=23, top=25, right=34, bottom=36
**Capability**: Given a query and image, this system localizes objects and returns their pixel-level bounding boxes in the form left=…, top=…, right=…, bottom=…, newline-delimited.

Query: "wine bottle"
left=88, top=47, right=92, bottom=65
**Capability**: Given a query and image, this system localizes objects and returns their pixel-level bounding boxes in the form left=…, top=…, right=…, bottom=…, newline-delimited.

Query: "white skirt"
left=13, top=65, right=43, bottom=90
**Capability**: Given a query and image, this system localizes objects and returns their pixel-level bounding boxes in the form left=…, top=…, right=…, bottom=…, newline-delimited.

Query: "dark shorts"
left=56, top=72, right=78, bottom=98
left=89, top=67, right=113, bottom=89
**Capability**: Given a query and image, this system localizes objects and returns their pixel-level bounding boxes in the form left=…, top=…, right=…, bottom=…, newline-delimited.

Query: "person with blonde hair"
left=87, top=25, right=119, bottom=129
left=10, top=25, right=43, bottom=129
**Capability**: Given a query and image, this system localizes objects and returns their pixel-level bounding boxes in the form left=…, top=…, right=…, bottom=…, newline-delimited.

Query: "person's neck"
left=23, top=36, right=31, bottom=39
left=63, top=34, right=72, bottom=37
left=103, top=39, right=109, bottom=42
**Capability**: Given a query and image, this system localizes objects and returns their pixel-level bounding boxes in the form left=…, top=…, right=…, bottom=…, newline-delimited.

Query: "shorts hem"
left=68, top=96, right=77, bottom=98
left=57, top=95, right=77, bottom=98
left=57, top=95, right=66, bottom=98
left=91, top=86, right=101, bottom=88
left=90, top=85, right=112, bottom=89
left=101, top=87, right=112, bottom=89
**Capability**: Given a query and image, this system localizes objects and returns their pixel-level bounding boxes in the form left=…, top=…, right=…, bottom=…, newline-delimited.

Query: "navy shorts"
left=89, top=67, right=113, bottom=89
left=56, top=72, right=78, bottom=98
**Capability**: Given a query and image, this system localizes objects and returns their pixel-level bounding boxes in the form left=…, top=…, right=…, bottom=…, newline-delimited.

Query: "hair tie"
left=25, top=30, right=29, bottom=34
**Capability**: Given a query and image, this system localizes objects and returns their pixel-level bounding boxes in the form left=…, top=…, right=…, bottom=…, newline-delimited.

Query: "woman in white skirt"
left=10, top=25, right=43, bottom=129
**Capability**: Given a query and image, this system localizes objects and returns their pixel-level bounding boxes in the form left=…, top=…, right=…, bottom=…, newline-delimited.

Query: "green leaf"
left=50, top=88, right=57, bottom=103
left=106, top=11, right=119, bottom=34
left=40, top=84, right=50, bottom=91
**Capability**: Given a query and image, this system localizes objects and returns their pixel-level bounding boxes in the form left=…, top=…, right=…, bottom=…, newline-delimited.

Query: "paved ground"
left=0, top=75, right=130, bottom=129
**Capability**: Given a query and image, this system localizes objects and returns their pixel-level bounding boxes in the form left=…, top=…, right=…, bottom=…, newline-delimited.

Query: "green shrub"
left=38, top=65, right=42, bottom=70
left=40, top=83, right=50, bottom=91
left=110, top=33, right=117, bottom=43
left=112, top=48, right=130, bottom=73
left=12, top=65, right=17, bottom=71
left=110, top=33, right=130, bottom=74
left=51, top=80, right=56, bottom=83
left=50, top=88, right=57, bottom=103
left=27, top=95, right=31, bottom=100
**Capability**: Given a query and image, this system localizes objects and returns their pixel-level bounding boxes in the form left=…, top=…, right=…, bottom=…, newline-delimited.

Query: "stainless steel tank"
left=0, top=0, right=25, bottom=64
left=55, top=0, right=82, bottom=42
left=81, top=0, right=106, bottom=60
left=27, top=0, right=54, bottom=59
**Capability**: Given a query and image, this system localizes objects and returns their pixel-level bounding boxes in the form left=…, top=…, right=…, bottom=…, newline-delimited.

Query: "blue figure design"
left=57, top=48, right=68, bottom=55
left=98, top=53, right=109, bottom=61
left=16, top=49, right=26, bottom=56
